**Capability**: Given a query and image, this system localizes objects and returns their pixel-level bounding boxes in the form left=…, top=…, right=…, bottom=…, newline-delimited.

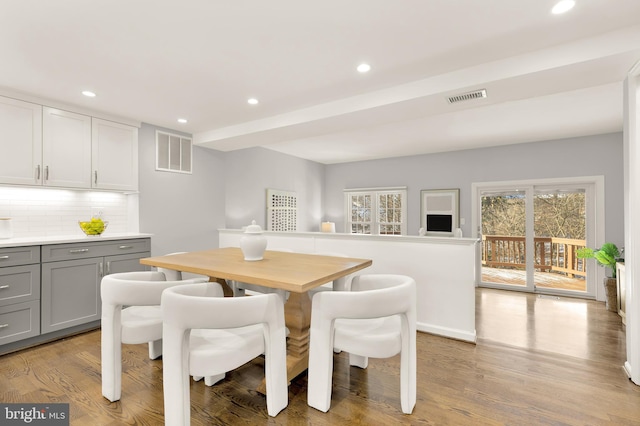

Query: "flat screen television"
left=426, top=214, right=453, bottom=233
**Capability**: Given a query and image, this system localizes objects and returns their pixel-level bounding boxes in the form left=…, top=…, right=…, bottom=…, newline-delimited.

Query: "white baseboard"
left=417, top=322, right=476, bottom=343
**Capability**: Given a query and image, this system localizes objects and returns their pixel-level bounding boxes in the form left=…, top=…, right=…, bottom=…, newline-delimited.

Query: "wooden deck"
left=482, top=266, right=586, bottom=292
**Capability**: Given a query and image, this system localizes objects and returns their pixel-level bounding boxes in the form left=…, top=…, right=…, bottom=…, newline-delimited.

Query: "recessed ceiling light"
left=357, top=63, right=371, bottom=73
left=177, top=118, right=187, bottom=124
left=247, top=98, right=259, bottom=105
left=552, top=0, right=575, bottom=14
left=82, top=90, right=96, bottom=97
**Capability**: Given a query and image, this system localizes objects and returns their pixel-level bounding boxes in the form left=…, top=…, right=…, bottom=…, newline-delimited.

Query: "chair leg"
left=333, top=276, right=348, bottom=292
left=264, top=324, right=288, bottom=416
left=400, top=325, right=417, bottom=414
left=307, top=331, right=335, bottom=412
left=149, top=339, right=162, bottom=359
left=101, top=305, right=122, bottom=402
left=204, top=373, right=225, bottom=386
left=163, top=325, right=192, bottom=426
left=349, top=354, right=368, bottom=369
left=231, top=280, right=246, bottom=297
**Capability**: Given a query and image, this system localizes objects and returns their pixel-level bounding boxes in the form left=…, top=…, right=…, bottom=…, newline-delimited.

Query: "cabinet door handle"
left=36, top=165, right=41, bottom=180
left=94, top=170, right=98, bottom=185
left=0, top=324, right=8, bottom=329
left=45, top=165, right=49, bottom=181
left=99, top=262, right=104, bottom=277
left=119, top=245, right=133, bottom=250
left=106, top=261, right=111, bottom=275
left=0, top=256, right=9, bottom=260
left=68, top=249, right=89, bottom=254
left=0, top=285, right=9, bottom=289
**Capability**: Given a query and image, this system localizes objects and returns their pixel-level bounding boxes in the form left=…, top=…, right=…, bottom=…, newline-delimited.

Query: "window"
left=344, top=187, right=407, bottom=235
left=156, top=130, right=192, bottom=173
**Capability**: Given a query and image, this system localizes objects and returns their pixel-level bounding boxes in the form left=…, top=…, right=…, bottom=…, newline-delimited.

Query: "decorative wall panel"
left=267, top=189, right=297, bottom=232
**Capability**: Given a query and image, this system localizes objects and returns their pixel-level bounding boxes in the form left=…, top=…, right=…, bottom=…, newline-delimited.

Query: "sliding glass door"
left=533, top=187, right=587, bottom=293
left=475, top=179, right=597, bottom=298
left=481, top=189, right=528, bottom=288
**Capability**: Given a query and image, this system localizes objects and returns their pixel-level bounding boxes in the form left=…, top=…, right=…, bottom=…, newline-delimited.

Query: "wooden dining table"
left=140, top=247, right=372, bottom=387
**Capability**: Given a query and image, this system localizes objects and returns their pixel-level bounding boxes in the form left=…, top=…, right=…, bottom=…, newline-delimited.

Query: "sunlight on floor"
left=477, top=289, right=599, bottom=360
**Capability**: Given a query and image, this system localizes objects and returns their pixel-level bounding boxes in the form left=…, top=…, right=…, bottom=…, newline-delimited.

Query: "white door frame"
left=472, top=176, right=605, bottom=299
left=624, top=60, right=640, bottom=385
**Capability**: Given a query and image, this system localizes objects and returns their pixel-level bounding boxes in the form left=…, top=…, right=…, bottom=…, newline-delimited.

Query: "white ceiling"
left=2, top=0, right=639, bottom=164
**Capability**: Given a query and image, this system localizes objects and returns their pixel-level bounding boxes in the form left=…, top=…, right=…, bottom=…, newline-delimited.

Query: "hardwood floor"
left=1, top=289, right=640, bottom=425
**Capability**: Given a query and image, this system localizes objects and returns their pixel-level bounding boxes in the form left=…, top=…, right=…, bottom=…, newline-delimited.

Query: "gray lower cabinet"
left=40, top=239, right=150, bottom=334
left=0, top=246, right=41, bottom=345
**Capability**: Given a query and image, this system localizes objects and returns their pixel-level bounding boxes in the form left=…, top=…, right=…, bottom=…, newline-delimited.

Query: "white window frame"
left=344, top=187, right=407, bottom=235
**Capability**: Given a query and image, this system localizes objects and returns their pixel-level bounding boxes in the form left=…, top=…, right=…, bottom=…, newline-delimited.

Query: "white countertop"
left=0, top=233, right=153, bottom=248
left=219, top=228, right=479, bottom=245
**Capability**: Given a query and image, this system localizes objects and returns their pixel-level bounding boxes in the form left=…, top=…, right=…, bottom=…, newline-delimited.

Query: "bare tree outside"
left=482, top=192, right=585, bottom=238
left=481, top=190, right=587, bottom=292
left=482, top=193, right=526, bottom=236
left=534, top=192, right=585, bottom=239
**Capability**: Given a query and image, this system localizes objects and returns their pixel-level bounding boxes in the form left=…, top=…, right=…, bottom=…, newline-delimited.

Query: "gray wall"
left=324, top=132, right=625, bottom=247
left=137, top=129, right=624, bottom=256
left=138, top=123, right=226, bottom=256
left=223, top=147, right=325, bottom=231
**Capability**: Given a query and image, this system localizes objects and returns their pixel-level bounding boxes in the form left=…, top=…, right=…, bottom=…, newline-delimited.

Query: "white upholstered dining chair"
left=161, top=281, right=288, bottom=424
left=307, top=274, right=417, bottom=414
left=100, top=271, right=208, bottom=402
left=155, top=251, right=209, bottom=282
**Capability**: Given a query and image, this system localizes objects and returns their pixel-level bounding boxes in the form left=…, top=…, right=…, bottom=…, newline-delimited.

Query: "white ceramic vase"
left=240, top=220, right=267, bottom=261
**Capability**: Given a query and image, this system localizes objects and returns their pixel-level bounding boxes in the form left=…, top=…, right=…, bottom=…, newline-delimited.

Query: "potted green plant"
left=577, top=242, right=620, bottom=312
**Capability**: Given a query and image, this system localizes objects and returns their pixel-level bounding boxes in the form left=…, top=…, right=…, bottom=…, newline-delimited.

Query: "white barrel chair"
left=161, top=281, right=288, bottom=424
left=307, top=274, right=417, bottom=414
left=100, top=271, right=208, bottom=402
left=155, top=251, right=209, bottom=282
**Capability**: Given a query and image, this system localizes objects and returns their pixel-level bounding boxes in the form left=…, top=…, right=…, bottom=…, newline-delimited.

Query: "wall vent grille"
left=448, top=89, right=487, bottom=104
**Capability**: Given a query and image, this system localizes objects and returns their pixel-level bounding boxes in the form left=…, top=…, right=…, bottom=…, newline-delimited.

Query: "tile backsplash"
left=0, top=186, right=131, bottom=238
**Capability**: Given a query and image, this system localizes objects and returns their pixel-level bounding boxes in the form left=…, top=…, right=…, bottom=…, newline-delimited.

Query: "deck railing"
left=482, top=235, right=587, bottom=277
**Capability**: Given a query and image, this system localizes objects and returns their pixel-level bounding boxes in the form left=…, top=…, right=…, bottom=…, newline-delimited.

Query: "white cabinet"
left=0, top=95, right=139, bottom=191
left=0, top=96, right=42, bottom=185
left=92, top=118, right=139, bottom=191
left=42, top=107, right=92, bottom=188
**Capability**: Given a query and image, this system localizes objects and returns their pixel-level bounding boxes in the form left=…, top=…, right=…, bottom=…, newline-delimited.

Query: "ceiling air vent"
left=447, top=89, right=487, bottom=104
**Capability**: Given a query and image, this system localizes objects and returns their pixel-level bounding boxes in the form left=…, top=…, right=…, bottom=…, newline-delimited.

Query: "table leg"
left=284, top=291, right=312, bottom=379
left=209, top=277, right=234, bottom=297
left=258, top=291, right=312, bottom=393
